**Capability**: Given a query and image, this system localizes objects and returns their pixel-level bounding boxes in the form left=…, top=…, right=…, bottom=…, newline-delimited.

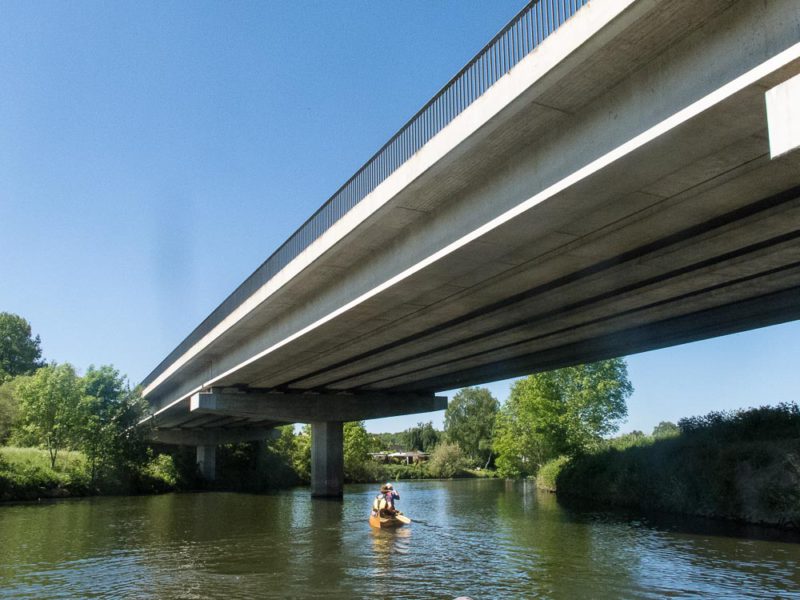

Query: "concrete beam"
left=311, top=421, right=343, bottom=498
left=189, top=390, right=446, bottom=423
left=146, top=426, right=280, bottom=446
left=767, top=72, right=800, bottom=158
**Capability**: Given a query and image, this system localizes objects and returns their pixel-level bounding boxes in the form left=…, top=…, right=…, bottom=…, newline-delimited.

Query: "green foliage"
left=344, top=421, right=380, bottom=482
left=372, top=431, right=406, bottom=450
left=285, top=422, right=389, bottom=484
left=445, top=387, right=499, bottom=467
left=344, top=421, right=371, bottom=464
left=258, top=425, right=303, bottom=488
left=536, top=455, right=570, bottom=491
left=0, top=446, right=181, bottom=499
left=678, top=402, right=800, bottom=442
left=215, top=442, right=258, bottom=490
left=77, top=366, right=148, bottom=485
left=403, top=421, right=441, bottom=452
left=1, top=446, right=86, bottom=471
left=140, top=453, right=179, bottom=489
left=0, top=312, right=43, bottom=382
left=556, top=404, right=800, bottom=528
left=607, top=430, right=651, bottom=451
left=0, top=446, right=90, bottom=500
left=0, top=378, right=21, bottom=444
left=382, top=462, right=429, bottom=480
left=292, top=425, right=312, bottom=481
left=494, top=359, right=632, bottom=478
left=652, top=421, right=680, bottom=439
left=15, top=363, right=84, bottom=468
left=427, top=441, right=469, bottom=478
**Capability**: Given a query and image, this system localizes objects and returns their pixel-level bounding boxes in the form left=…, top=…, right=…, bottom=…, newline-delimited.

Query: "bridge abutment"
left=311, top=421, right=343, bottom=498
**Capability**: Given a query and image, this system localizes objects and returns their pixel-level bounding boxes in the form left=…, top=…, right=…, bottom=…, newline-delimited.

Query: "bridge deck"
left=142, top=0, right=800, bottom=433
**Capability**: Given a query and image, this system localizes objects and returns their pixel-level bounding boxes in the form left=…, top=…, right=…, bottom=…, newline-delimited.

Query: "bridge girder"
left=188, top=389, right=447, bottom=423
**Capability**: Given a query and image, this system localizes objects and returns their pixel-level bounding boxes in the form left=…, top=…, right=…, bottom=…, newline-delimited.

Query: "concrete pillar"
left=311, top=421, right=343, bottom=498
left=196, top=445, right=216, bottom=481
left=253, top=439, right=269, bottom=479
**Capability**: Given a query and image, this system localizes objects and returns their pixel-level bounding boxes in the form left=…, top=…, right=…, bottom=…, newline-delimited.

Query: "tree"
left=427, top=441, right=468, bottom=478
left=16, top=363, right=83, bottom=468
left=292, top=425, right=312, bottom=481
left=652, top=421, right=679, bottom=439
left=344, top=421, right=371, bottom=464
left=494, top=358, right=632, bottom=478
left=344, top=421, right=376, bottom=481
left=0, top=312, right=43, bottom=382
left=257, top=425, right=302, bottom=487
left=444, top=387, right=499, bottom=467
left=78, top=365, right=144, bottom=483
left=0, top=377, right=21, bottom=444
left=403, top=421, right=440, bottom=452
left=372, top=431, right=405, bottom=450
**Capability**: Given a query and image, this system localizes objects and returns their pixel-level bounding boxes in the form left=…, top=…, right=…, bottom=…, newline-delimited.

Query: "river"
left=1, top=479, right=798, bottom=599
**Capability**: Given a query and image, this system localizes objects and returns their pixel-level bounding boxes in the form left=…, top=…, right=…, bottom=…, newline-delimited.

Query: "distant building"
left=369, top=451, right=429, bottom=465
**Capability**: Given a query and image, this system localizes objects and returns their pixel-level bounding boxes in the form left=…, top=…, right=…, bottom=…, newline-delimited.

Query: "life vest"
left=372, top=493, right=389, bottom=512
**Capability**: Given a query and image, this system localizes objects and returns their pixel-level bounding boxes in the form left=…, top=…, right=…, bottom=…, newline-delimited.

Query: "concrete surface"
left=140, top=0, right=800, bottom=440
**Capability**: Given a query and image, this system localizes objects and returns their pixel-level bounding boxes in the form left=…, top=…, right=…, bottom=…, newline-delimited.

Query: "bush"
left=678, top=402, right=800, bottom=443
left=427, top=442, right=469, bottom=478
left=140, top=453, right=179, bottom=489
left=556, top=404, right=800, bottom=528
left=536, top=455, right=570, bottom=492
left=344, top=457, right=384, bottom=483
left=383, top=462, right=429, bottom=480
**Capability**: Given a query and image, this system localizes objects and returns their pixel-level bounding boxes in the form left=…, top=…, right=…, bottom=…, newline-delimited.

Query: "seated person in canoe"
left=371, top=483, right=400, bottom=518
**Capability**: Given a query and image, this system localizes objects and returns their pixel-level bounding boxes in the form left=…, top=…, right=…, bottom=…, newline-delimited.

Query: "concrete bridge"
left=140, top=0, right=800, bottom=496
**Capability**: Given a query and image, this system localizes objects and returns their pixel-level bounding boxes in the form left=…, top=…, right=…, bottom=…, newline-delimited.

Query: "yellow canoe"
left=369, top=513, right=411, bottom=528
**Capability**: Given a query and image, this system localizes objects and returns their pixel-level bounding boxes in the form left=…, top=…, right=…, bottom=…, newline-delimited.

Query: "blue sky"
left=1, top=1, right=798, bottom=435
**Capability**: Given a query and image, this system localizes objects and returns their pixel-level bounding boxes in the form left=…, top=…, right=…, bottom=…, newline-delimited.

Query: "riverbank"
left=0, top=444, right=494, bottom=503
left=536, top=404, right=800, bottom=529
left=0, top=446, right=179, bottom=501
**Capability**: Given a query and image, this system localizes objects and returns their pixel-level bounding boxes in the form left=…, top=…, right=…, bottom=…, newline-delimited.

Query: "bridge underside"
left=152, top=69, right=800, bottom=402
left=141, top=0, right=800, bottom=495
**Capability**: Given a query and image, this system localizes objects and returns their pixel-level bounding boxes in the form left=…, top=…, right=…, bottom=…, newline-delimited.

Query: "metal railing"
left=142, top=0, right=589, bottom=389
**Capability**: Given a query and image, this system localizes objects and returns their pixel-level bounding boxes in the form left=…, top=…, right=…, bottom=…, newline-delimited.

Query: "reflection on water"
left=371, top=526, right=413, bottom=558
left=0, top=480, right=799, bottom=599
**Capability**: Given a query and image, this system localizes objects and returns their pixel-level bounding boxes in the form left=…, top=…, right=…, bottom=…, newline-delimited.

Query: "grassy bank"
left=365, top=463, right=497, bottom=482
left=0, top=446, right=181, bottom=501
left=0, top=447, right=90, bottom=500
left=535, top=404, right=800, bottom=528
left=0, top=444, right=489, bottom=502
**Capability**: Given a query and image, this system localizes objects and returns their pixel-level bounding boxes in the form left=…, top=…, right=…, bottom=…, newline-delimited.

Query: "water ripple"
left=1, top=483, right=799, bottom=599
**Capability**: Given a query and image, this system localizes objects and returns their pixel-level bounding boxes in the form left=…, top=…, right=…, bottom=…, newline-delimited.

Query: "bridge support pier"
left=196, top=445, right=216, bottom=481
left=311, top=421, right=343, bottom=498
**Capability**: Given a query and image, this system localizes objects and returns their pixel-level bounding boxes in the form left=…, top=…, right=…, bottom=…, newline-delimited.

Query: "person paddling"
left=384, top=483, right=399, bottom=511
left=372, top=483, right=400, bottom=518
left=369, top=483, right=411, bottom=528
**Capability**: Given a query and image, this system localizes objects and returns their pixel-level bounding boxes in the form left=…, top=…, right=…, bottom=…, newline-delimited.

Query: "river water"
left=1, top=479, right=798, bottom=599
